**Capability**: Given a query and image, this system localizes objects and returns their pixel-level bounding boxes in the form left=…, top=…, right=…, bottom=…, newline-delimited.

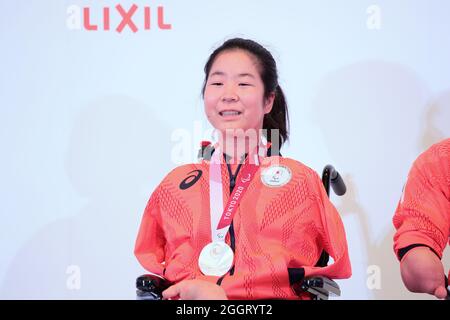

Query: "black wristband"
left=397, top=243, right=440, bottom=260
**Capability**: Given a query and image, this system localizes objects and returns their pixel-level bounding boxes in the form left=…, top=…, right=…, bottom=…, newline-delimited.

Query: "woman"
left=135, top=38, right=352, bottom=300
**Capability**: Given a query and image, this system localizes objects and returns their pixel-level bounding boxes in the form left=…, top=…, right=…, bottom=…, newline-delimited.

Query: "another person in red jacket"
left=393, top=138, right=450, bottom=299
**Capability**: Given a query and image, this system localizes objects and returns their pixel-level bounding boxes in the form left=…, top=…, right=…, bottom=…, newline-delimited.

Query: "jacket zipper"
left=217, top=160, right=242, bottom=285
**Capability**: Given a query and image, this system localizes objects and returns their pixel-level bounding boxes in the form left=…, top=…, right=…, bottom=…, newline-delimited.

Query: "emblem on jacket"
left=179, top=170, right=202, bottom=190
left=261, top=165, right=292, bottom=187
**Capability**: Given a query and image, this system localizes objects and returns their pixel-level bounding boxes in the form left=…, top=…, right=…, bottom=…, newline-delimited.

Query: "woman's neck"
left=220, top=135, right=259, bottom=164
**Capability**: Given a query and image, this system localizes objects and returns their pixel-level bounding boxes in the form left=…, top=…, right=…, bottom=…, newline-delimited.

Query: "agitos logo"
left=66, top=4, right=172, bottom=33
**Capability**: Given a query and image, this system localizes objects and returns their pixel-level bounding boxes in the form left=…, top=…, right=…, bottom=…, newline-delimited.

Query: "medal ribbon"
left=209, top=140, right=270, bottom=242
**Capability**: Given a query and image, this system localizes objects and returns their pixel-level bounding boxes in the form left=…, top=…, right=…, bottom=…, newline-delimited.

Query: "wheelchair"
left=136, top=143, right=347, bottom=300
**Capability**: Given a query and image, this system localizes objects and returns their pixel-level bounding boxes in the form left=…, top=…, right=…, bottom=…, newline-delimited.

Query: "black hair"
left=201, top=38, right=289, bottom=147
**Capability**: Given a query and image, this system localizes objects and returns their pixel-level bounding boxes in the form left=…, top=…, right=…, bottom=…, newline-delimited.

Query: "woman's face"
left=204, top=49, right=274, bottom=139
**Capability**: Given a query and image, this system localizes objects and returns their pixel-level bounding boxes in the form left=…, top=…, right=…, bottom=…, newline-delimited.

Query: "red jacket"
left=135, top=155, right=351, bottom=299
left=393, top=138, right=450, bottom=260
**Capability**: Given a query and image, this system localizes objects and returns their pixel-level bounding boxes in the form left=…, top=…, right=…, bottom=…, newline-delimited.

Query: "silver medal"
left=198, top=241, right=234, bottom=277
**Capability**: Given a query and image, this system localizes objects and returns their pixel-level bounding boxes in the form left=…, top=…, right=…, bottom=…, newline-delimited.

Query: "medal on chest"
left=199, top=143, right=267, bottom=276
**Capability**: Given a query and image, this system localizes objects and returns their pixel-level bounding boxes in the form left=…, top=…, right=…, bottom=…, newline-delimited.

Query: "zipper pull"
left=230, top=177, right=235, bottom=191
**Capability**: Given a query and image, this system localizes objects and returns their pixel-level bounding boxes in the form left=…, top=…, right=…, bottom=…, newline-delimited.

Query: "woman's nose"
left=221, top=85, right=238, bottom=102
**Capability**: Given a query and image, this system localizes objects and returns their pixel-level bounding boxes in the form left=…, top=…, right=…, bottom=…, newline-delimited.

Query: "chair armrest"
left=136, top=274, right=173, bottom=300
left=295, top=276, right=341, bottom=300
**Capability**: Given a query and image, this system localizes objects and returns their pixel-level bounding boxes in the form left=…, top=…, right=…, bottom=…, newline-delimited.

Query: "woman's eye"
left=210, top=82, right=223, bottom=86
left=239, top=83, right=251, bottom=86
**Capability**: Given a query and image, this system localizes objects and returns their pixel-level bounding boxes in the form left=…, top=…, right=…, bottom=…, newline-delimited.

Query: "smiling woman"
left=203, top=50, right=274, bottom=150
left=201, top=38, right=288, bottom=158
left=134, top=38, right=352, bottom=300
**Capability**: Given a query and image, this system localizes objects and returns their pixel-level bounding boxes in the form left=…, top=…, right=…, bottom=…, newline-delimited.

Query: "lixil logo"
left=66, top=4, right=172, bottom=33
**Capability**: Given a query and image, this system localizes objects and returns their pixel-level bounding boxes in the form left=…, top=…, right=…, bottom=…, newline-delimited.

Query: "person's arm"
left=400, top=246, right=447, bottom=299
left=162, top=279, right=228, bottom=300
left=302, top=171, right=352, bottom=279
left=134, top=185, right=166, bottom=275
left=393, top=142, right=450, bottom=298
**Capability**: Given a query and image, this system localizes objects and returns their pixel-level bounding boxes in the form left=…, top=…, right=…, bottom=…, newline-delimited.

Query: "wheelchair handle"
left=322, top=165, right=346, bottom=196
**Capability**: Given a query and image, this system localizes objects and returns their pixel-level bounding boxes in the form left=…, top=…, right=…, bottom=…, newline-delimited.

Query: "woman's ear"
left=264, top=92, right=275, bottom=114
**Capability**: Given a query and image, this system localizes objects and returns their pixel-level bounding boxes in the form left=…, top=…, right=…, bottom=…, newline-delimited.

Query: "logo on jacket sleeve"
left=261, top=165, right=292, bottom=187
left=179, top=170, right=203, bottom=190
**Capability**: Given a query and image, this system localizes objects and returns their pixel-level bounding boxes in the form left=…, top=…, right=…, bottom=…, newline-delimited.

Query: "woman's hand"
left=400, top=246, right=447, bottom=299
left=162, top=279, right=228, bottom=300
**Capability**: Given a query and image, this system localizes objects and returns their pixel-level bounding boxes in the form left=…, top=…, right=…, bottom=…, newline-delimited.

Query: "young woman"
left=135, top=38, right=352, bottom=300
left=393, top=138, right=450, bottom=299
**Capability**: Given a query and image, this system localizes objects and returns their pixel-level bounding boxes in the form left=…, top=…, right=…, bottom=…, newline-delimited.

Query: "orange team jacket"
left=135, top=155, right=352, bottom=299
left=393, top=138, right=450, bottom=260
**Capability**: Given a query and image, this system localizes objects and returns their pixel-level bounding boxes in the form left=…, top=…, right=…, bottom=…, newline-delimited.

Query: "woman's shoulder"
left=416, top=138, right=450, bottom=166
left=410, top=138, right=450, bottom=191
left=408, top=138, right=450, bottom=178
left=263, top=155, right=318, bottom=174
left=262, top=156, right=321, bottom=184
left=160, top=162, right=206, bottom=182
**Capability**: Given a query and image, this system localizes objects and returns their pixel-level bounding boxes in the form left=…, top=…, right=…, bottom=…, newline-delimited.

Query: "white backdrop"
left=0, top=0, right=449, bottom=299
